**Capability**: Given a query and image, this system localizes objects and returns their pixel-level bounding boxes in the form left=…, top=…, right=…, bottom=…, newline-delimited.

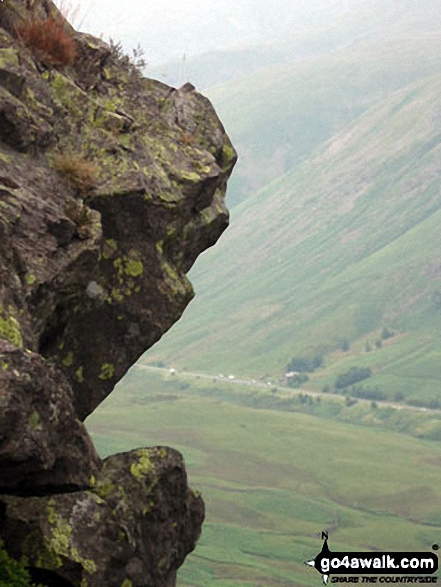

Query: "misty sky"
left=54, top=0, right=441, bottom=72
left=54, top=0, right=341, bottom=65
left=55, top=0, right=261, bottom=64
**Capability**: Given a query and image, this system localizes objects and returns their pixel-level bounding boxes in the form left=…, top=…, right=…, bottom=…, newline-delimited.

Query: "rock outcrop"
left=0, top=0, right=236, bottom=584
left=1, top=448, right=204, bottom=587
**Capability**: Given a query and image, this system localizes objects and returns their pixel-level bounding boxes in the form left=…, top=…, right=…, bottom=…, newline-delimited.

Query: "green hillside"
left=87, top=369, right=441, bottom=587
left=205, top=35, right=441, bottom=206
left=144, top=75, right=441, bottom=405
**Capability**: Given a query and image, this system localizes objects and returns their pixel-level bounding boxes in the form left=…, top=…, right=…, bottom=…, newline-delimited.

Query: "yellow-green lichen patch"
left=162, top=261, right=179, bottom=281
left=98, top=363, right=115, bottom=380
left=102, top=239, right=118, bottom=259
left=113, top=258, right=124, bottom=280
left=93, top=479, right=115, bottom=500
left=118, top=133, right=132, bottom=148
left=130, top=450, right=154, bottom=480
left=25, top=273, right=37, bottom=285
left=157, top=190, right=181, bottom=205
left=0, top=47, right=19, bottom=69
left=142, top=499, right=155, bottom=515
left=124, top=259, right=143, bottom=278
left=200, top=207, right=217, bottom=225
left=121, top=579, right=133, bottom=587
left=51, top=72, right=93, bottom=124
left=221, top=142, right=235, bottom=164
left=102, top=238, right=118, bottom=259
left=46, top=500, right=97, bottom=574
left=159, top=267, right=193, bottom=298
left=62, top=352, right=74, bottom=368
left=113, top=253, right=144, bottom=280
left=70, top=547, right=96, bottom=574
left=107, top=288, right=124, bottom=304
left=178, top=170, right=200, bottom=183
left=46, top=500, right=71, bottom=563
left=21, top=525, right=62, bottom=571
left=0, top=152, right=12, bottom=164
left=1, top=362, right=9, bottom=371
left=28, top=411, right=40, bottom=430
left=75, top=366, right=84, bottom=383
left=0, top=307, right=23, bottom=348
left=194, top=162, right=211, bottom=175
left=51, top=73, right=71, bottom=105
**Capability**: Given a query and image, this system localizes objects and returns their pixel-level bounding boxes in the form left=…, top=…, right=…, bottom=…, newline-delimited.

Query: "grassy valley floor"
left=86, top=369, right=441, bottom=587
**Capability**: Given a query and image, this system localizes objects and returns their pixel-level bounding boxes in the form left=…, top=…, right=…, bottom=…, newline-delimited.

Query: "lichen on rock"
left=0, top=0, right=236, bottom=584
left=1, top=448, right=203, bottom=587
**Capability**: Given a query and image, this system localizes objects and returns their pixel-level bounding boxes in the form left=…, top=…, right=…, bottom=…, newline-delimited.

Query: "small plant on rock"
left=64, top=200, right=94, bottom=227
left=0, top=546, right=43, bottom=587
left=52, top=153, right=98, bottom=196
left=17, top=16, right=76, bottom=67
left=108, top=39, right=147, bottom=80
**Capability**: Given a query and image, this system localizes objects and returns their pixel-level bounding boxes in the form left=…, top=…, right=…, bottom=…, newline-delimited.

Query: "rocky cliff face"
left=0, top=1, right=236, bottom=585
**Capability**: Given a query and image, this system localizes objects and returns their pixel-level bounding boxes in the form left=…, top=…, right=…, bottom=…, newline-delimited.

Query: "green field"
left=87, top=369, right=441, bottom=587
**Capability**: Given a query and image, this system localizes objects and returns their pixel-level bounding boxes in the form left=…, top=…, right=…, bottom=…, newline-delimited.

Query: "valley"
left=87, top=368, right=441, bottom=587
left=117, top=4, right=441, bottom=586
left=144, top=73, right=441, bottom=407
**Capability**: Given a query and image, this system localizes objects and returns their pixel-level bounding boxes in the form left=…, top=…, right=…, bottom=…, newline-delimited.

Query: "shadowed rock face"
left=0, top=340, right=100, bottom=496
left=0, top=0, right=235, bottom=584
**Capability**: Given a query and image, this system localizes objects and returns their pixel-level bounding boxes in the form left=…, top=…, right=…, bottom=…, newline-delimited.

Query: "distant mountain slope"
left=144, top=75, right=441, bottom=402
left=148, top=0, right=441, bottom=89
left=204, top=34, right=441, bottom=206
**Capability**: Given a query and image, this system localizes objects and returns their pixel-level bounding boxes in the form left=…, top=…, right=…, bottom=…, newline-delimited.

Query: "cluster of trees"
left=287, top=353, right=324, bottom=373
left=340, top=339, right=350, bottom=352
left=407, top=398, right=441, bottom=410
left=381, top=327, right=394, bottom=340
left=343, top=385, right=386, bottom=401
left=334, top=366, right=372, bottom=389
left=432, top=291, right=441, bottom=311
left=365, top=327, right=395, bottom=352
left=287, top=373, right=309, bottom=388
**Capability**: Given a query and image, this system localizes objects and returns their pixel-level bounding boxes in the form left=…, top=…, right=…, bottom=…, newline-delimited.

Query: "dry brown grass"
left=17, top=17, right=76, bottom=66
left=179, top=132, right=196, bottom=146
left=52, top=154, right=98, bottom=195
